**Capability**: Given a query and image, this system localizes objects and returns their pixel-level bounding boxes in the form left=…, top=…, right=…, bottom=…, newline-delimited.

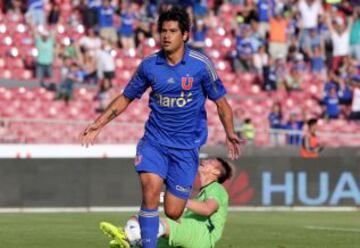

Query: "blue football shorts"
left=134, top=137, right=199, bottom=199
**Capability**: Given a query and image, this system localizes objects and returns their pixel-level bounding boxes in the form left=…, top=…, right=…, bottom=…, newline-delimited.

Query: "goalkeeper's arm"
left=186, top=199, right=219, bottom=217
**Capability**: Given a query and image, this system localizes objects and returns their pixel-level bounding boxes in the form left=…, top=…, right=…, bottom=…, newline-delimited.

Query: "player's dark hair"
left=216, top=157, right=234, bottom=184
left=157, top=6, right=190, bottom=41
left=307, top=118, right=317, bottom=127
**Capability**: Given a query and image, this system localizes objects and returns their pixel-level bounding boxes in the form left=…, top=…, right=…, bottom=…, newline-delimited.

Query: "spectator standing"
left=268, top=9, right=289, bottom=59
left=79, top=28, right=102, bottom=57
left=284, top=112, right=304, bottom=146
left=322, top=86, right=340, bottom=119
left=190, top=19, right=207, bottom=53
left=301, top=28, right=324, bottom=60
left=297, top=0, right=323, bottom=46
left=268, top=102, right=283, bottom=145
left=26, top=0, right=44, bottom=26
left=256, top=0, right=274, bottom=39
left=350, top=7, right=360, bottom=62
left=349, top=75, right=360, bottom=120
left=233, top=24, right=256, bottom=73
left=253, top=44, right=270, bottom=78
left=95, top=41, right=115, bottom=112
left=33, top=27, right=55, bottom=87
left=48, top=1, right=60, bottom=26
left=326, top=14, right=352, bottom=71
left=310, top=45, right=326, bottom=75
left=97, top=0, right=117, bottom=44
left=118, top=3, right=136, bottom=49
left=77, top=0, right=100, bottom=30
left=6, top=0, right=24, bottom=23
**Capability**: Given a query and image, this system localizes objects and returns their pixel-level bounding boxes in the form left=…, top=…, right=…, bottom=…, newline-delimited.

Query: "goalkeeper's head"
left=199, top=158, right=234, bottom=184
left=215, top=157, right=234, bottom=184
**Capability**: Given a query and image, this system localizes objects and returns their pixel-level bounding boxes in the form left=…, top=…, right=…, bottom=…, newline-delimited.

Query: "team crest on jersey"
left=181, top=76, right=193, bottom=90
left=134, top=155, right=142, bottom=166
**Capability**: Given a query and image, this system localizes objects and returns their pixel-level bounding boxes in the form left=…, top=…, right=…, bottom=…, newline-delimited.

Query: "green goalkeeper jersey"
left=183, top=181, right=229, bottom=245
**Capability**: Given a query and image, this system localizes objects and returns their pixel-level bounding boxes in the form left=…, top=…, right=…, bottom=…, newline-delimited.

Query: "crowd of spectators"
left=0, top=0, right=359, bottom=145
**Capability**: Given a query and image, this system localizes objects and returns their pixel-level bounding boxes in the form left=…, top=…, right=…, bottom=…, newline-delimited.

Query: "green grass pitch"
left=0, top=211, right=359, bottom=248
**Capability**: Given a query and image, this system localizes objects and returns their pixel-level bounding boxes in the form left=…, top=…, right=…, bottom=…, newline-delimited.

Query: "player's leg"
left=163, top=191, right=187, bottom=220
left=134, top=138, right=168, bottom=248
left=138, top=172, right=162, bottom=248
left=164, top=147, right=199, bottom=220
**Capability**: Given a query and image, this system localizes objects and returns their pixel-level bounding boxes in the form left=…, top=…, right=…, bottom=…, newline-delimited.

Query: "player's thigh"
left=134, top=138, right=168, bottom=179
left=167, top=218, right=212, bottom=248
left=166, top=147, right=199, bottom=200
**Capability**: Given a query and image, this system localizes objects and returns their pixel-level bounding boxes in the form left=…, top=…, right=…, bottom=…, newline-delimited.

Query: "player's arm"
left=215, top=96, right=241, bottom=160
left=80, top=94, right=133, bottom=147
left=186, top=199, right=219, bottom=217
left=80, top=61, right=149, bottom=146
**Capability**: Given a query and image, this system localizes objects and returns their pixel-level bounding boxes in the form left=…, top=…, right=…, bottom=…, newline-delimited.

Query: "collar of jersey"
left=200, top=180, right=217, bottom=191
left=156, top=45, right=190, bottom=65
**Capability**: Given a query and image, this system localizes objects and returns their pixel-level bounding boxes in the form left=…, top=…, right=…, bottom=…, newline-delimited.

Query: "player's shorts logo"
left=181, top=76, right=193, bottom=90
left=134, top=155, right=142, bottom=166
left=176, top=185, right=191, bottom=193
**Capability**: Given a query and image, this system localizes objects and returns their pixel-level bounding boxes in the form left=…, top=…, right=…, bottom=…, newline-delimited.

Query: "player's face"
left=160, top=21, right=188, bottom=53
left=199, top=159, right=220, bottom=176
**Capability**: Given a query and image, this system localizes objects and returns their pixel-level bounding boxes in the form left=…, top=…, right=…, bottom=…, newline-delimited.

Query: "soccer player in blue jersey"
left=80, top=6, right=241, bottom=248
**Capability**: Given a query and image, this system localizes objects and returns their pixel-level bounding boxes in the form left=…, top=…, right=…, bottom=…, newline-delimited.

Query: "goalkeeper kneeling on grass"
left=100, top=158, right=233, bottom=248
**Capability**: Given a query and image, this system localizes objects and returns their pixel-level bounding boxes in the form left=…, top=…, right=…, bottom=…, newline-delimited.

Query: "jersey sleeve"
left=123, top=62, right=150, bottom=100
left=201, top=62, right=227, bottom=101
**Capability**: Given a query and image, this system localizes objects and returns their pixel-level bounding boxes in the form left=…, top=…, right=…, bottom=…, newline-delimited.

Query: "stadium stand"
left=0, top=0, right=359, bottom=146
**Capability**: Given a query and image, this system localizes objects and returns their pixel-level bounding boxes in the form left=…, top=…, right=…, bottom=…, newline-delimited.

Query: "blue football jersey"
left=124, top=47, right=227, bottom=149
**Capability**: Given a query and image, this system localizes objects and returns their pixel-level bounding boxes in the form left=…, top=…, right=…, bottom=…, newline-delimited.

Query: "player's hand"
left=79, top=123, right=102, bottom=147
left=225, top=132, right=243, bottom=160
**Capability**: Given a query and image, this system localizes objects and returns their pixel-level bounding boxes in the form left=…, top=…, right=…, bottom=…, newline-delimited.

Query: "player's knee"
left=164, top=208, right=182, bottom=220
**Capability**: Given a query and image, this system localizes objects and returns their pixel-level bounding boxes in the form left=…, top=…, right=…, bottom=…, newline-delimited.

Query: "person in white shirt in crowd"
left=95, top=40, right=115, bottom=112
left=253, top=44, right=269, bottom=77
left=349, top=75, right=360, bottom=121
left=297, top=0, right=323, bottom=47
left=326, top=13, right=352, bottom=71
left=79, top=28, right=102, bottom=57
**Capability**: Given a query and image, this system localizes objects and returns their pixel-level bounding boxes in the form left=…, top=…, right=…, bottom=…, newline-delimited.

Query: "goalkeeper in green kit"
left=100, top=158, right=233, bottom=248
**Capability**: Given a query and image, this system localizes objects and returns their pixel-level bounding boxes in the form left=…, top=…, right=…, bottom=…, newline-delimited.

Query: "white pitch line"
left=305, top=226, right=360, bottom=233
left=0, top=206, right=359, bottom=213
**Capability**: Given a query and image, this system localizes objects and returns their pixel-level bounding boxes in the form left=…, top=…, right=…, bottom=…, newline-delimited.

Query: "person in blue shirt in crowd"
left=268, top=102, right=283, bottom=145
left=118, top=3, right=136, bottom=49
left=323, top=70, right=340, bottom=97
left=284, top=112, right=304, bottom=146
left=97, top=0, right=117, bottom=43
left=80, top=6, right=241, bottom=248
left=193, top=0, right=207, bottom=17
left=233, top=24, right=256, bottom=73
left=322, top=86, right=340, bottom=119
left=190, top=18, right=207, bottom=53
left=77, top=0, right=100, bottom=29
left=310, top=45, right=325, bottom=74
left=257, top=0, right=274, bottom=38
